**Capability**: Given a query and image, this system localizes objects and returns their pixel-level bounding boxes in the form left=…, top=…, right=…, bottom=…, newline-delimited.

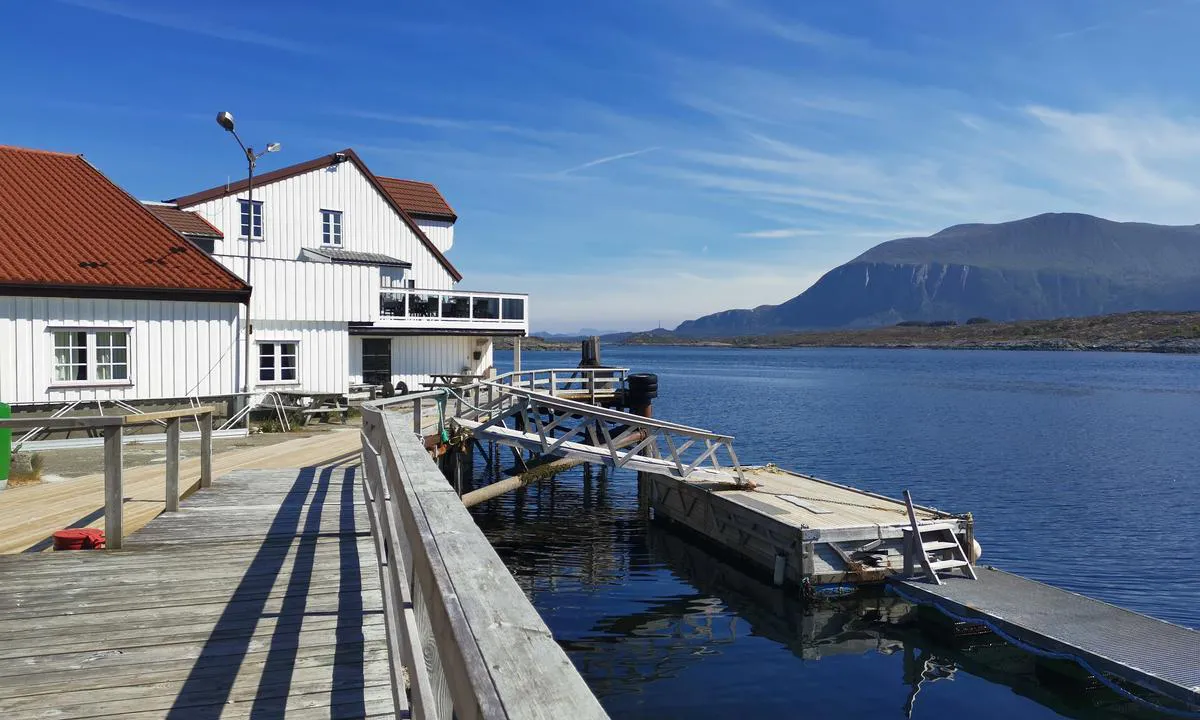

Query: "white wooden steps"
left=902, top=490, right=977, bottom=585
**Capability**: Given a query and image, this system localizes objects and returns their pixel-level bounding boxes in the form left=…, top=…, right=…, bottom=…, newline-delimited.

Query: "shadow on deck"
left=0, top=455, right=395, bottom=719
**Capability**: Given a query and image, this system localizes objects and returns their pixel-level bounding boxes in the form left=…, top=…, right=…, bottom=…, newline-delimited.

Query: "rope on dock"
left=887, top=583, right=1200, bottom=718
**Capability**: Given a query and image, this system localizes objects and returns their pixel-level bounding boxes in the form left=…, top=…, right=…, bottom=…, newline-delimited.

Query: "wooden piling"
left=103, top=425, right=123, bottom=550
left=164, top=417, right=180, bottom=512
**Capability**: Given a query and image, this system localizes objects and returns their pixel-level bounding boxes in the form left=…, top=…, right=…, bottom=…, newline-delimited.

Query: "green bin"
left=0, top=402, right=10, bottom=487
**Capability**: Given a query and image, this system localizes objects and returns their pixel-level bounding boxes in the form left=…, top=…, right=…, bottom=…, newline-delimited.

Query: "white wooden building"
left=0, top=146, right=251, bottom=407
left=167, top=149, right=528, bottom=398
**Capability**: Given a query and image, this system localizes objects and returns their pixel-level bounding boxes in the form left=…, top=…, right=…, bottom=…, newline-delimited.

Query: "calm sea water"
left=470, top=347, right=1200, bottom=719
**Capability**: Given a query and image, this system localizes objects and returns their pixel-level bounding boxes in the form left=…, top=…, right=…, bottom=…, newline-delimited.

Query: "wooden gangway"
left=0, top=458, right=395, bottom=719
left=891, top=568, right=1200, bottom=711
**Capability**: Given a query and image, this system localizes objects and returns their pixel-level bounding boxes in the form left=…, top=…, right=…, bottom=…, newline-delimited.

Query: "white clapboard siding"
left=348, top=335, right=493, bottom=392
left=0, top=296, right=240, bottom=405
left=186, top=160, right=456, bottom=290
left=415, top=219, right=454, bottom=253
left=212, top=255, right=380, bottom=323
left=253, top=320, right=349, bottom=395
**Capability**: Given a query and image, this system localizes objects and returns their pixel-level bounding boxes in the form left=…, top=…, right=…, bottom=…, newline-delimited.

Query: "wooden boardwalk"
left=0, top=460, right=396, bottom=719
left=0, top=429, right=362, bottom=554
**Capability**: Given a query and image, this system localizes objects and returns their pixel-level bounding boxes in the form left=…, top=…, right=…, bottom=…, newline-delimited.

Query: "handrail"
left=493, top=385, right=733, bottom=441
left=355, top=366, right=751, bottom=715
left=381, top=286, right=530, bottom=300
left=358, top=401, right=608, bottom=718
left=0, top=406, right=215, bottom=550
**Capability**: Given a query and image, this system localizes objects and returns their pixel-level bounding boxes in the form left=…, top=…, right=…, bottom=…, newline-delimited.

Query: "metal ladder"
left=902, top=490, right=976, bottom=585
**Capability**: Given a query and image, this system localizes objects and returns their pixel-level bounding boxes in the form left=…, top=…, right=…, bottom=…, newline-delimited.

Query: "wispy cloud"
left=339, top=110, right=526, bottom=136
left=555, top=147, right=660, bottom=176
left=1051, top=22, right=1106, bottom=40
left=738, top=228, right=824, bottom=239
left=707, top=0, right=872, bottom=54
left=57, top=0, right=318, bottom=55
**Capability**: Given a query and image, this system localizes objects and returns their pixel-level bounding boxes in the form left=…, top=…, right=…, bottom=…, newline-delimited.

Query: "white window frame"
left=48, top=328, right=133, bottom=388
left=257, top=341, right=299, bottom=385
left=239, top=199, right=264, bottom=240
left=321, top=209, right=343, bottom=246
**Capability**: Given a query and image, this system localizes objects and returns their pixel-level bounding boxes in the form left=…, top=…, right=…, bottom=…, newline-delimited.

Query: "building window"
left=52, top=329, right=131, bottom=384
left=240, top=199, right=263, bottom=239
left=95, top=331, right=129, bottom=381
left=53, top=331, right=88, bottom=382
left=321, top=210, right=342, bottom=246
left=259, top=342, right=298, bottom=383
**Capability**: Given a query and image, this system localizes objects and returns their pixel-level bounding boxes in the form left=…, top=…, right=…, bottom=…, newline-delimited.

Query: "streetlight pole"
left=215, top=112, right=279, bottom=400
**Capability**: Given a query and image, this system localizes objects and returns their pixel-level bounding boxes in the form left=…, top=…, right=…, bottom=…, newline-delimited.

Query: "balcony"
left=375, top=288, right=529, bottom=334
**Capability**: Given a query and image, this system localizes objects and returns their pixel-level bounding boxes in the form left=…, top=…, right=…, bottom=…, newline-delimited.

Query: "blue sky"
left=6, top=0, right=1200, bottom=332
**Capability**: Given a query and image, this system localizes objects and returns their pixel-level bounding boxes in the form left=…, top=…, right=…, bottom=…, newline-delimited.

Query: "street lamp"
left=216, top=111, right=280, bottom=396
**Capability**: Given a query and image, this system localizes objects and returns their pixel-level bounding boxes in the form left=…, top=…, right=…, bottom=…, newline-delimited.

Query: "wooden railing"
left=358, top=391, right=608, bottom=719
left=0, top=407, right=214, bottom=550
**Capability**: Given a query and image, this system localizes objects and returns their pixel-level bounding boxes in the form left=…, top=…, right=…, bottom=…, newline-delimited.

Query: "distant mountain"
left=676, top=213, right=1200, bottom=336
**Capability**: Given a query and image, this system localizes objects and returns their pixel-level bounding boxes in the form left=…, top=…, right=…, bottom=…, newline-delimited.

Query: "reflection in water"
left=467, top=451, right=1161, bottom=720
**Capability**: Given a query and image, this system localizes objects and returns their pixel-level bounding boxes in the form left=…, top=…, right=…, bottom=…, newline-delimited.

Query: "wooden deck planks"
left=678, top=465, right=943, bottom=531
left=0, top=460, right=395, bottom=719
left=0, top=429, right=362, bottom=554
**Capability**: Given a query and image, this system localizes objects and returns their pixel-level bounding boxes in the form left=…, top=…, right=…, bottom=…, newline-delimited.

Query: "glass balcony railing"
left=379, top=288, right=528, bottom=326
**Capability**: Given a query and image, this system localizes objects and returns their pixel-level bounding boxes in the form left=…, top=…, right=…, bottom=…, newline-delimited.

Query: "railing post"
left=165, top=417, right=180, bottom=512
left=200, top=411, right=213, bottom=489
left=104, top=424, right=123, bottom=550
left=413, top=396, right=424, bottom=436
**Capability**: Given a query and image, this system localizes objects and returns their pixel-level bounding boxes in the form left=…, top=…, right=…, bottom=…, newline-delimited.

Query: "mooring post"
left=199, top=411, right=213, bottom=489
left=165, top=417, right=180, bottom=512
left=103, top=424, right=124, bottom=550
left=628, top=373, right=658, bottom=518
left=580, top=336, right=601, bottom=367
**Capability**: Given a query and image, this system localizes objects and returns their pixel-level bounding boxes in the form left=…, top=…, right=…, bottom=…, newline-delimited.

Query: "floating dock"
left=892, top=568, right=1200, bottom=709
left=640, top=464, right=971, bottom=586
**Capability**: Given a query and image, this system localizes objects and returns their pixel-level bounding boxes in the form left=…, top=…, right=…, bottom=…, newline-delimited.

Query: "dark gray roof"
left=303, top=247, right=412, bottom=268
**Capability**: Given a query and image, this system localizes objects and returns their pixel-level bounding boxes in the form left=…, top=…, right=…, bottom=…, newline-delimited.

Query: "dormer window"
left=321, top=210, right=342, bottom=246
left=240, top=200, right=263, bottom=239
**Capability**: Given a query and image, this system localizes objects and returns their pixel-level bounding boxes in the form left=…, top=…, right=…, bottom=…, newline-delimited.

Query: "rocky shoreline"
left=517, top=311, right=1200, bottom=355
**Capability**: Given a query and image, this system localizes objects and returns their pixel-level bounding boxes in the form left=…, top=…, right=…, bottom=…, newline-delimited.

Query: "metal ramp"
left=891, top=568, right=1200, bottom=711
left=453, top=385, right=747, bottom=485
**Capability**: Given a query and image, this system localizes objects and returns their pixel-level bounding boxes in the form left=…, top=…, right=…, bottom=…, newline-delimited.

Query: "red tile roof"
left=170, top=149, right=463, bottom=281
left=375, top=177, right=457, bottom=221
left=0, top=146, right=249, bottom=301
left=142, top=203, right=224, bottom=239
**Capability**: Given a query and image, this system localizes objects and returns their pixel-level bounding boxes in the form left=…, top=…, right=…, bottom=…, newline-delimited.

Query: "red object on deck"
left=52, top=528, right=106, bottom=550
